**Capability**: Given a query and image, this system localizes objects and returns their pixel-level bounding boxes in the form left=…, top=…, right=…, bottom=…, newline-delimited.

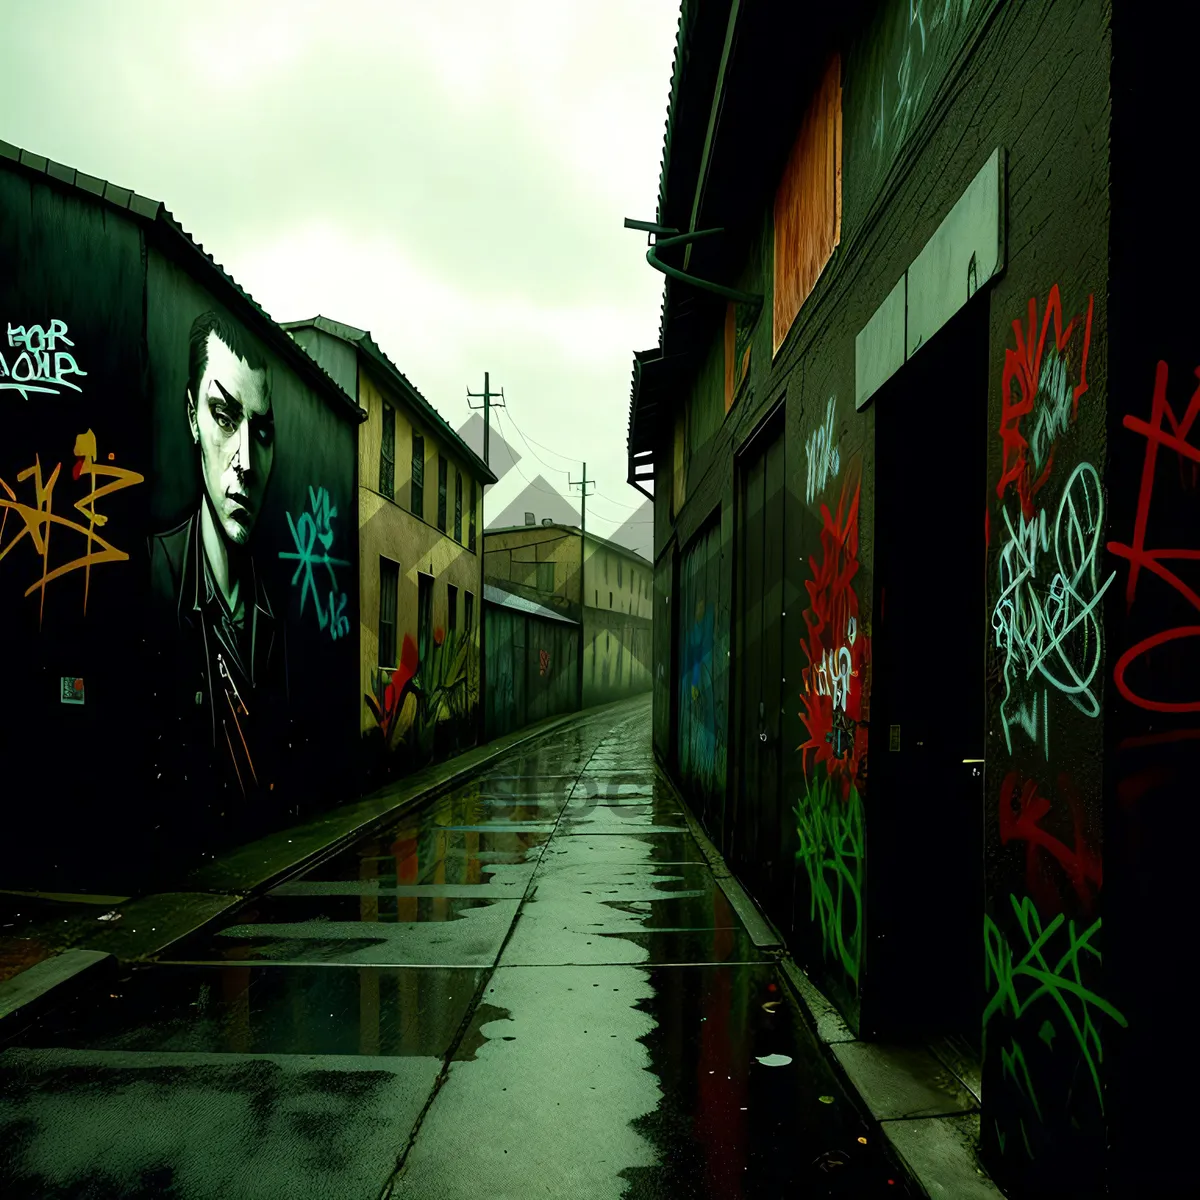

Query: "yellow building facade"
left=285, top=317, right=495, bottom=781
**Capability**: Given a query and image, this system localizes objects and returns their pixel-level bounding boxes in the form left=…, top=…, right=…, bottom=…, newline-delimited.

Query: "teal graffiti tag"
left=279, top=485, right=350, bottom=640
left=0, top=320, right=88, bottom=400
left=793, top=773, right=864, bottom=984
left=983, top=893, right=1127, bottom=1127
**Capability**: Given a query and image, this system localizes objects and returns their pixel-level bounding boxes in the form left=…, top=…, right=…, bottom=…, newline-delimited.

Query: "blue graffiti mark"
left=680, top=601, right=718, bottom=776
left=279, top=485, right=350, bottom=640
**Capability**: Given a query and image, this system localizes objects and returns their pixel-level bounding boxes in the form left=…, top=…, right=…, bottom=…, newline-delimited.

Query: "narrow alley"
left=1, top=699, right=909, bottom=1198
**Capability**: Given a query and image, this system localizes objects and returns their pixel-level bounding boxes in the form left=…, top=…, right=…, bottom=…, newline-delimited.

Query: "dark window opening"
left=617, top=560, right=622, bottom=587
left=465, top=590, right=474, bottom=634
left=454, top=471, right=463, bottom=542
left=418, top=572, right=434, bottom=669
left=379, top=557, right=399, bottom=667
left=469, top=479, right=477, bottom=552
left=447, top=583, right=458, bottom=637
left=380, top=404, right=396, bottom=499
left=411, top=433, right=425, bottom=518
left=437, top=456, right=448, bottom=531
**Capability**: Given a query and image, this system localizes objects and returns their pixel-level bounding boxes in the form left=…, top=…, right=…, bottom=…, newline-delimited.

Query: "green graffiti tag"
left=793, top=774, right=864, bottom=984
left=984, top=893, right=1127, bottom=1128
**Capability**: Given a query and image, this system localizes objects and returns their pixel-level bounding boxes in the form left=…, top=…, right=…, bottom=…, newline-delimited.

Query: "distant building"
left=284, top=317, right=496, bottom=783
left=483, top=523, right=652, bottom=711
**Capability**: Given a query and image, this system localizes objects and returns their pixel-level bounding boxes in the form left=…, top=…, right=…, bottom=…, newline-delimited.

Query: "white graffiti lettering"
left=992, top=461, right=1114, bottom=754
left=806, top=396, right=841, bottom=504
left=812, top=617, right=857, bottom=712
left=0, top=320, right=88, bottom=400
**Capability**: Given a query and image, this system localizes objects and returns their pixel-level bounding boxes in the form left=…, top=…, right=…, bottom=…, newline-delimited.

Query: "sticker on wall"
left=60, top=676, right=85, bottom=705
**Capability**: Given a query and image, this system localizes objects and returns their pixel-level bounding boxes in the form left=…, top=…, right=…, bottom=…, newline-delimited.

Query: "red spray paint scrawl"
left=799, top=477, right=869, bottom=795
left=997, top=286, right=1094, bottom=518
left=1109, top=361, right=1200, bottom=713
left=999, top=770, right=1101, bottom=914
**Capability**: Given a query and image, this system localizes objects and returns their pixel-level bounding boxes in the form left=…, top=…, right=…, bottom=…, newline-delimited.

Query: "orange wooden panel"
left=773, top=54, right=843, bottom=356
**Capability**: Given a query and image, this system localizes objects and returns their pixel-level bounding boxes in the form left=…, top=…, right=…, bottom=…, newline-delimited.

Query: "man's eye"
left=255, top=425, right=275, bottom=447
left=214, top=411, right=234, bottom=433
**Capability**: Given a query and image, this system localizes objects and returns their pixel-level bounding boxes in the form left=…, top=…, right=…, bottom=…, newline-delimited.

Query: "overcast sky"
left=0, top=0, right=677, bottom=542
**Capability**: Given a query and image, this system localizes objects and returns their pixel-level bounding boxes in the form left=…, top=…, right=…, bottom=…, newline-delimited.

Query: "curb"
left=0, top=697, right=649, bottom=1032
left=656, top=761, right=1006, bottom=1200
left=0, top=950, right=115, bottom=1040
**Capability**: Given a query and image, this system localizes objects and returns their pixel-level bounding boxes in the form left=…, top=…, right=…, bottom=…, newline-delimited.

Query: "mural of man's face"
left=188, top=330, right=274, bottom=546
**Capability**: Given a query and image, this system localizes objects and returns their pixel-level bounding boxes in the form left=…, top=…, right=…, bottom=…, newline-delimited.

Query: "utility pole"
left=569, top=461, right=595, bottom=539
left=466, top=373, right=503, bottom=751
left=466, top=372, right=505, bottom=467
left=569, top=464, right=596, bottom=713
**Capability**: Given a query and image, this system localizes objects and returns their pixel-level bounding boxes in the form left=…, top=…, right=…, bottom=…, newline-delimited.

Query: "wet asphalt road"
left=0, top=701, right=912, bottom=1198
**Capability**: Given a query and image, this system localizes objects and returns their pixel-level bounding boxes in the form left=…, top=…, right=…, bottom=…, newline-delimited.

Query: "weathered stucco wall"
left=357, top=367, right=482, bottom=781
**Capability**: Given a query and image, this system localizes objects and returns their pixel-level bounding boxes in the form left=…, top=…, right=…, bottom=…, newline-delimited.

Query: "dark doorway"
left=730, top=410, right=787, bottom=915
left=865, top=295, right=988, bottom=1054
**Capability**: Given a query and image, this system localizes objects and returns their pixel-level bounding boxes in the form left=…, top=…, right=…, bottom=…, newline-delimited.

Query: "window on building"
left=609, top=591, right=613, bottom=608
left=437, top=456, right=448, bottom=531
left=537, top=561, right=555, bottom=593
left=454, top=471, right=463, bottom=542
left=773, top=52, right=842, bottom=355
left=418, top=572, right=434, bottom=668
left=447, top=584, right=458, bottom=638
left=617, top=560, right=622, bottom=588
left=465, top=590, right=474, bottom=634
left=411, top=433, right=425, bottom=518
left=379, top=557, right=399, bottom=667
left=469, top=479, right=477, bottom=552
left=380, top=403, right=396, bottom=499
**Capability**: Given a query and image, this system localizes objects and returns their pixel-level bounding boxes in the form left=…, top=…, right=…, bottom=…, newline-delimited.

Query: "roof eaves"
left=0, top=140, right=364, bottom=427
left=317, top=322, right=498, bottom=485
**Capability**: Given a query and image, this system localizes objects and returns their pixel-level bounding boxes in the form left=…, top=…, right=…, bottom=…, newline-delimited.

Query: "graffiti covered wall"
left=144, top=247, right=359, bottom=850
left=0, top=155, right=360, bottom=890
left=358, top=367, right=482, bottom=785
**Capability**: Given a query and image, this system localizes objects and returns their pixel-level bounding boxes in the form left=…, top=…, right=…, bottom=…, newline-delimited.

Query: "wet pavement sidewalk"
left=0, top=698, right=915, bottom=1198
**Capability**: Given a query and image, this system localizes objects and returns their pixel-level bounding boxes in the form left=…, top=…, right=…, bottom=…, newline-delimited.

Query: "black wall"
left=1, top=167, right=359, bottom=893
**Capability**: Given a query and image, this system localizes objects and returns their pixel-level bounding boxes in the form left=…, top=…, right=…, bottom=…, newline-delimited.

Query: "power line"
left=501, top=406, right=648, bottom=513
left=491, top=407, right=580, bottom=511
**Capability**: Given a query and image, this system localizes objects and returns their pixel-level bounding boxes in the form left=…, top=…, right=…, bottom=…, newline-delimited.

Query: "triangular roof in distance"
left=0, top=139, right=364, bottom=426
left=282, top=315, right=496, bottom=484
left=484, top=522, right=652, bottom=568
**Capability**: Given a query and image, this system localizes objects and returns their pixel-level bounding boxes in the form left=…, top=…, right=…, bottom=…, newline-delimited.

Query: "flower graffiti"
left=799, top=476, right=869, bottom=793
left=996, top=286, right=1094, bottom=518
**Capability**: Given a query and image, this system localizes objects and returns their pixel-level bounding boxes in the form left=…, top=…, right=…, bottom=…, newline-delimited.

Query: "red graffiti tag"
left=1108, top=361, right=1200, bottom=713
left=996, top=286, right=1094, bottom=517
left=999, top=771, right=1101, bottom=914
left=799, top=477, right=869, bottom=795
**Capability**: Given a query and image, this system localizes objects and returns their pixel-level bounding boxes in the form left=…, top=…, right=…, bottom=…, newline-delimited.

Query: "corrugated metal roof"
left=484, top=522, right=652, bottom=568
left=483, top=584, right=578, bottom=626
left=0, top=139, right=364, bottom=426
left=282, top=316, right=497, bottom=485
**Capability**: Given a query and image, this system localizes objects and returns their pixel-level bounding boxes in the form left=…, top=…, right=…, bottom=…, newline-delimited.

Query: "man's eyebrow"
left=210, top=378, right=243, bottom=411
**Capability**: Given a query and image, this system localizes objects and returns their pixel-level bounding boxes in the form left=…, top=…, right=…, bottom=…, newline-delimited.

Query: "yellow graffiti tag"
left=0, top=430, right=144, bottom=625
